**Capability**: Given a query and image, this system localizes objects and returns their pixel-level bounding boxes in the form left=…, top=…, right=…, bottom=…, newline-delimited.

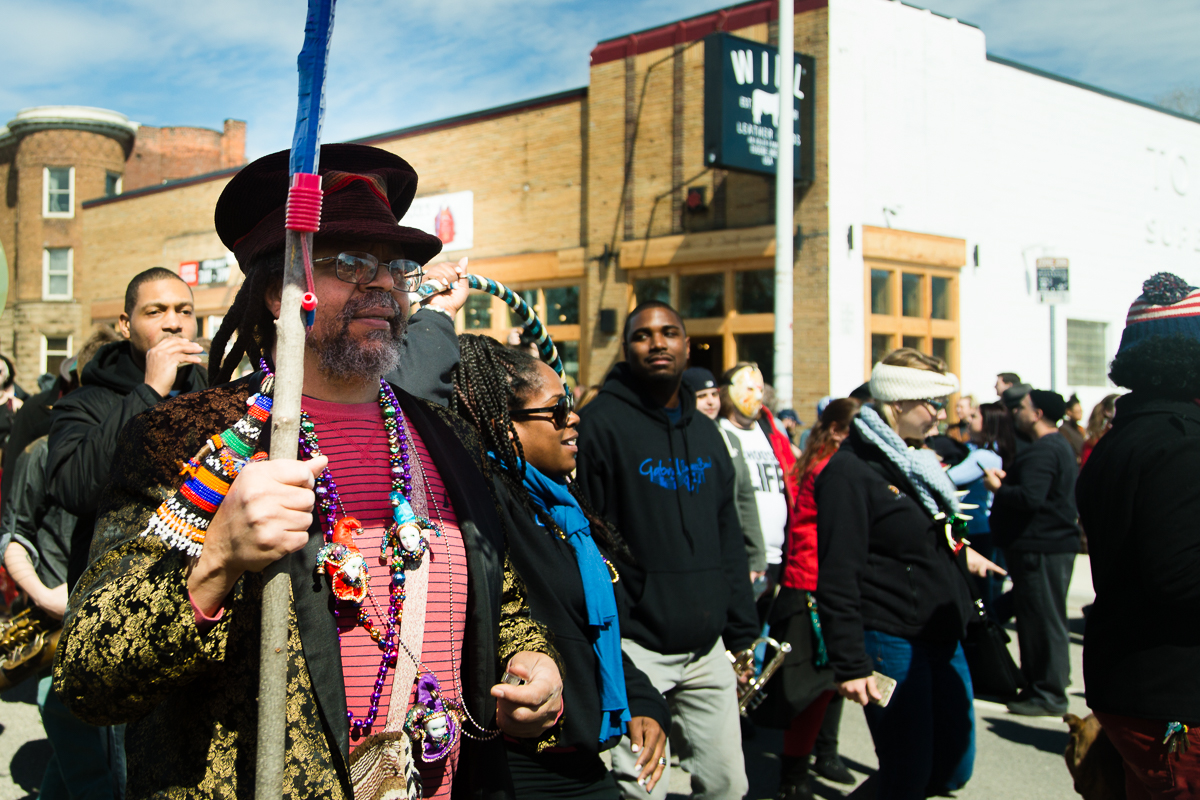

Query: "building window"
left=870, top=270, right=892, bottom=315
left=544, top=286, right=580, bottom=325
left=463, top=293, right=491, bottom=330
left=1067, top=319, right=1108, bottom=386
left=679, top=273, right=724, bottom=318
left=43, top=167, right=74, bottom=218
left=105, top=172, right=123, bottom=197
left=735, top=332, right=775, bottom=385
left=734, top=269, right=774, bottom=314
left=42, top=335, right=72, bottom=375
left=43, top=248, right=73, bottom=300
left=866, top=263, right=959, bottom=377
left=204, top=315, right=225, bottom=339
left=633, top=277, right=670, bottom=305
left=459, top=283, right=583, bottom=384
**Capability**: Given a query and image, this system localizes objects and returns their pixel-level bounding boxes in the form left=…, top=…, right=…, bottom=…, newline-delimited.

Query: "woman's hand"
left=628, top=716, right=667, bottom=791
left=838, top=675, right=881, bottom=706
left=982, top=467, right=1005, bottom=492
left=491, top=651, right=563, bottom=738
left=965, top=546, right=1007, bottom=578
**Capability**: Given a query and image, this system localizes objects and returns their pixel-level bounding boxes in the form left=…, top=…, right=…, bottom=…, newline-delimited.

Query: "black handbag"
left=957, top=554, right=1026, bottom=701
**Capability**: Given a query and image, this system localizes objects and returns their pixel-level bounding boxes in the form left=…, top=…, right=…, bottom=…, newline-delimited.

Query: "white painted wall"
left=825, top=0, right=1200, bottom=415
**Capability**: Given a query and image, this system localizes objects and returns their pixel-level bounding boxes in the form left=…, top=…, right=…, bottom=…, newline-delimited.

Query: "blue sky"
left=2, top=0, right=1196, bottom=160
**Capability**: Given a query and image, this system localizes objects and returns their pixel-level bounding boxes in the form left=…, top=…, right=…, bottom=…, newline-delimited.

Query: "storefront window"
left=735, top=332, right=774, bottom=385
left=931, top=337, right=951, bottom=367
left=634, top=277, right=670, bottom=305
left=464, top=293, right=491, bottom=329
left=509, top=289, right=539, bottom=327
left=544, top=286, right=579, bottom=325
left=871, top=269, right=892, bottom=315
left=931, top=276, right=951, bottom=320
left=557, top=340, right=580, bottom=384
left=903, top=336, right=923, bottom=351
left=735, top=269, right=774, bottom=314
left=871, top=334, right=893, bottom=367
left=902, top=273, right=923, bottom=317
left=680, top=273, right=724, bottom=318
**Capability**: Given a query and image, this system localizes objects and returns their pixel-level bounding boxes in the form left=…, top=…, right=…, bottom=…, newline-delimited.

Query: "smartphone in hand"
left=870, top=671, right=898, bottom=707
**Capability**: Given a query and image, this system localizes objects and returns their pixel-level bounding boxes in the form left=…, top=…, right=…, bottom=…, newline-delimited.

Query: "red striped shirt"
left=304, top=396, right=467, bottom=798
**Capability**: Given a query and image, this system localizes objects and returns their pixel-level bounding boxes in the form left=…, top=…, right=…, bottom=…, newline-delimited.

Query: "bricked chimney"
left=221, top=119, right=246, bottom=168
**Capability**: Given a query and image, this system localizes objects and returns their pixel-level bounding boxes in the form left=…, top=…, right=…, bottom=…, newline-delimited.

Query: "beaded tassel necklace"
left=301, top=379, right=436, bottom=737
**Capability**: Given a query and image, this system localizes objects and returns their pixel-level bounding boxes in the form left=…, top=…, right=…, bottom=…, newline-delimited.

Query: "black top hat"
left=215, top=143, right=444, bottom=270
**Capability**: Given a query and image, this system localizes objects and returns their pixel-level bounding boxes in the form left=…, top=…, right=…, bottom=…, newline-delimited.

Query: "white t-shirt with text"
left=719, top=418, right=788, bottom=565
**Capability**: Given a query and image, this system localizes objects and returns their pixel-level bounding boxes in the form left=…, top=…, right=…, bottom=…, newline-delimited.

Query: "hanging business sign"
left=399, top=189, right=474, bottom=252
left=703, top=32, right=815, bottom=181
left=1036, top=257, right=1070, bottom=304
left=178, top=256, right=232, bottom=287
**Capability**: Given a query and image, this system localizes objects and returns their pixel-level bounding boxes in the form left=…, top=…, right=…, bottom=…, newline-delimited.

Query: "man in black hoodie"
left=577, top=301, right=758, bottom=800
left=47, top=268, right=209, bottom=589
left=985, top=388, right=1079, bottom=716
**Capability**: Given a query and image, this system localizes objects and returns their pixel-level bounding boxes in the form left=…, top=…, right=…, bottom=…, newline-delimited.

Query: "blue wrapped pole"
left=259, top=3, right=336, bottom=799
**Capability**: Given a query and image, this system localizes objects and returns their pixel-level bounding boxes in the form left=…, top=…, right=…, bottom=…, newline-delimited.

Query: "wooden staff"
left=257, top=2, right=336, bottom=797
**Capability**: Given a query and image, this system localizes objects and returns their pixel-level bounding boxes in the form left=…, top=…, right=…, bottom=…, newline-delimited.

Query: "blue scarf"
left=518, top=461, right=631, bottom=742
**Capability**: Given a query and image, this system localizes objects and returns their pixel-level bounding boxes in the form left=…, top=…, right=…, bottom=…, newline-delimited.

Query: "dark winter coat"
left=0, top=378, right=65, bottom=524
left=0, top=436, right=77, bottom=589
left=488, top=477, right=669, bottom=752
left=989, top=431, right=1080, bottom=553
left=575, top=363, right=758, bottom=655
left=813, top=426, right=974, bottom=682
left=1077, top=394, right=1200, bottom=723
left=47, top=340, right=208, bottom=587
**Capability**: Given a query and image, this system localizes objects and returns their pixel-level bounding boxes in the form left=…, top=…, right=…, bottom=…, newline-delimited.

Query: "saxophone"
left=727, top=636, right=793, bottom=716
left=0, top=606, right=61, bottom=691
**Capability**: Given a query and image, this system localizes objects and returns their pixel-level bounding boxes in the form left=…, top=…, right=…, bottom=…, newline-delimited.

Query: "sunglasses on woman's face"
left=511, top=394, right=574, bottom=429
left=922, top=397, right=949, bottom=413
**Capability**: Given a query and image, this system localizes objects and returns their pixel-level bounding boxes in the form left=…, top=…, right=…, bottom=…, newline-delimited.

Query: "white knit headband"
left=869, top=362, right=960, bottom=402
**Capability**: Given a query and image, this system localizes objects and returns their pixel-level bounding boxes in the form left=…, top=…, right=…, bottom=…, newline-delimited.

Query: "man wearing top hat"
left=54, top=144, right=562, bottom=800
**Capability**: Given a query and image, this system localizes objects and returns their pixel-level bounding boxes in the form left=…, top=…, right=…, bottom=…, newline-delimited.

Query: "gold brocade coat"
left=53, top=374, right=554, bottom=800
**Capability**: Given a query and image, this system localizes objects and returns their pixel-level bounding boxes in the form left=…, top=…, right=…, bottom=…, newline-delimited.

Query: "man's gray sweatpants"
left=611, top=638, right=748, bottom=800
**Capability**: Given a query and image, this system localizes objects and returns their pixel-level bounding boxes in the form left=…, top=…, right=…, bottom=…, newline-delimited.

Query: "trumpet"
left=0, top=606, right=61, bottom=691
left=727, top=636, right=792, bottom=716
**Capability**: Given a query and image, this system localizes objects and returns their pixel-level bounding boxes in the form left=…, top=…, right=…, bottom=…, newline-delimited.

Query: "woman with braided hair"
left=452, top=333, right=670, bottom=799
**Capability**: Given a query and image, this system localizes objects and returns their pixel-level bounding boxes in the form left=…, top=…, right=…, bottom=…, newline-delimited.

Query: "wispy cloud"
left=0, top=0, right=1195, bottom=160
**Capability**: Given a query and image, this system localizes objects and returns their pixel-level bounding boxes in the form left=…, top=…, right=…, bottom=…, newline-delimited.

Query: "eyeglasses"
left=511, top=394, right=574, bottom=429
left=921, top=397, right=950, bottom=413
left=312, top=252, right=423, bottom=291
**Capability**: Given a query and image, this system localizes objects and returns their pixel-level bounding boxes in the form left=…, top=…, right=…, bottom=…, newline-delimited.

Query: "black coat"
left=813, top=427, right=974, bottom=682
left=1077, top=394, right=1200, bottom=722
left=47, top=340, right=208, bottom=588
left=989, top=431, right=1079, bottom=553
left=0, top=378, right=64, bottom=524
left=489, top=476, right=669, bottom=753
left=1, top=436, right=76, bottom=588
left=575, top=363, right=758, bottom=655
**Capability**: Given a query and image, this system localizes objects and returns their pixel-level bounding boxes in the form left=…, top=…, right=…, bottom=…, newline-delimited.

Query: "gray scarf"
left=854, top=405, right=961, bottom=517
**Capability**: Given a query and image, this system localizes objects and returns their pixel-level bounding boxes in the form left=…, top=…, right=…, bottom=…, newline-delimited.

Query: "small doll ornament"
left=316, top=517, right=370, bottom=603
left=386, top=491, right=430, bottom=569
left=404, top=674, right=461, bottom=762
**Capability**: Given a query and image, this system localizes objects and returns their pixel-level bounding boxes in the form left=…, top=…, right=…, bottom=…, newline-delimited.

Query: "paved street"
left=0, top=556, right=1094, bottom=799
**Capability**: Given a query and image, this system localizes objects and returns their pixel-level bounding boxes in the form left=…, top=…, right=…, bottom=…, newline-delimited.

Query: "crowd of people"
left=0, top=141, right=1196, bottom=800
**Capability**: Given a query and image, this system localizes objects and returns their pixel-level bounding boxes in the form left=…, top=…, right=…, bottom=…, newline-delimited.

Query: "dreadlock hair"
left=453, top=333, right=633, bottom=563
left=208, top=249, right=286, bottom=384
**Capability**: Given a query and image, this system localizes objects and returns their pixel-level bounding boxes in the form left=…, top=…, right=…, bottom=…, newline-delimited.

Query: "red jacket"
left=758, top=408, right=819, bottom=591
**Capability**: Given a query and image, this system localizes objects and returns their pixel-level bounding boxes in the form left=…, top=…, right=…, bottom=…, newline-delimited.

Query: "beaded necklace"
left=300, top=378, right=496, bottom=760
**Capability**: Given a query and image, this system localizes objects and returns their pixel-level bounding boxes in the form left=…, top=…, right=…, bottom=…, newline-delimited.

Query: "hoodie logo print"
left=639, top=457, right=713, bottom=491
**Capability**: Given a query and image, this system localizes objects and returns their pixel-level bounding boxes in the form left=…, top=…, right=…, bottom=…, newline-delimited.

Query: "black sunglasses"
left=511, top=394, right=574, bottom=429
left=312, top=251, right=423, bottom=291
left=922, top=397, right=950, bottom=412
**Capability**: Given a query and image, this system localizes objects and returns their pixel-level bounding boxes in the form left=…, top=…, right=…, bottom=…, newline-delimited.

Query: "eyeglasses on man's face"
left=511, top=394, right=575, bottom=429
left=921, top=396, right=949, bottom=413
left=313, top=251, right=423, bottom=291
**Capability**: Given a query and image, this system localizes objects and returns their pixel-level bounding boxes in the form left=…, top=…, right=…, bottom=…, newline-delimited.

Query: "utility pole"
left=773, top=0, right=794, bottom=408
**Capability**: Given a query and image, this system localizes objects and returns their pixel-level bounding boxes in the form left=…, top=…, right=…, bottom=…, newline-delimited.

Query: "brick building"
left=8, top=0, right=1199, bottom=414
left=0, top=106, right=244, bottom=384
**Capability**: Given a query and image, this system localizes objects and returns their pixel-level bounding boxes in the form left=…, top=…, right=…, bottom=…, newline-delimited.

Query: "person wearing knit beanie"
left=1076, top=272, right=1200, bottom=790
left=1108, top=272, right=1200, bottom=399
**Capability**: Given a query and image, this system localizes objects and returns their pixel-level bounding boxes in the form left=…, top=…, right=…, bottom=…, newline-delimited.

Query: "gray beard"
left=307, top=292, right=408, bottom=383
